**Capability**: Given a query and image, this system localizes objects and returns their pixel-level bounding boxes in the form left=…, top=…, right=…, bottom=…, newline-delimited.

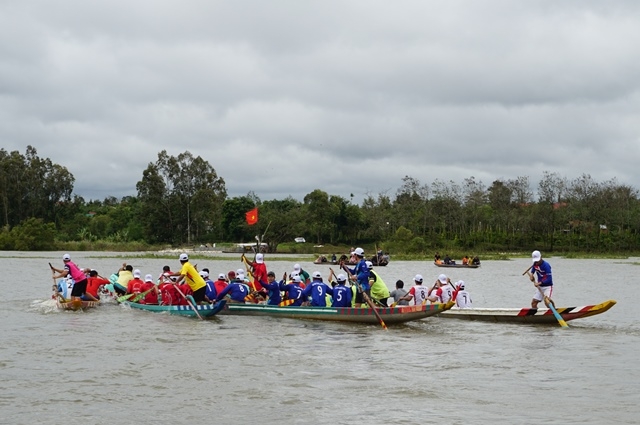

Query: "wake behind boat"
left=439, top=299, right=616, bottom=324
left=121, top=300, right=227, bottom=319
left=218, top=301, right=454, bottom=325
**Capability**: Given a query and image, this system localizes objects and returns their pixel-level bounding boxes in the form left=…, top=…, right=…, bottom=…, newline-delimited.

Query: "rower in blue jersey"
left=331, top=273, right=352, bottom=307
left=279, top=275, right=305, bottom=306
left=260, top=271, right=283, bottom=306
left=301, top=271, right=333, bottom=307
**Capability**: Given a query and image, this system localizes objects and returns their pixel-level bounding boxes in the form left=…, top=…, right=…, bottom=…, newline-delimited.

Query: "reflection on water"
left=1, top=252, right=639, bottom=424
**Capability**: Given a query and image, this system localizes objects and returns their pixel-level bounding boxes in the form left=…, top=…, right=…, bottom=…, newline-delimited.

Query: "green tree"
left=136, top=150, right=227, bottom=244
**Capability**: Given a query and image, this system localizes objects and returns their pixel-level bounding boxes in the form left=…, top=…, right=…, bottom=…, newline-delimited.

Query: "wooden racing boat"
left=439, top=299, right=616, bottom=324
left=434, top=262, right=479, bottom=269
left=56, top=297, right=100, bottom=311
left=218, top=301, right=455, bottom=325
left=121, top=300, right=227, bottom=318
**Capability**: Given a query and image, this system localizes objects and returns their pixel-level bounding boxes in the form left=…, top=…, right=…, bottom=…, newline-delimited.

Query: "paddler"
left=170, top=253, right=207, bottom=304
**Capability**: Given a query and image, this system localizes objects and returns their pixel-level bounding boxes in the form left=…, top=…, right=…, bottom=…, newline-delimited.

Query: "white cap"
left=236, top=268, right=244, bottom=276
left=62, top=254, right=71, bottom=261
left=312, top=271, right=322, bottom=279
left=237, top=272, right=245, bottom=280
left=293, top=264, right=301, bottom=272
left=292, top=275, right=302, bottom=283
left=351, top=247, right=365, bottom=256
left=365, top=261, right=373, bottom=268
left=336, top=273, right=347, bottom=282
left=133, top=269, right=141, bottom=278
left=179, top=253, right=188, bottom=261
left=532, top=250, right=541, bottom=263
left=144, top=274, right=154, bottom=282
left=199, top=270, right=209, bottom=278
left=218, top=273, right=226, bottom=280
left=414, top=274, right=423, bottom=283
left=256, top=253, right=264, bottom=264
left=457, top=280, right=465, bottom=290
left=438, top=274, right=448, bottom=284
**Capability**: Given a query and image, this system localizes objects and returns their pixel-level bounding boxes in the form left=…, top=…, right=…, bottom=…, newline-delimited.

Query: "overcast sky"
left=2, top=1, right=640, bottom=204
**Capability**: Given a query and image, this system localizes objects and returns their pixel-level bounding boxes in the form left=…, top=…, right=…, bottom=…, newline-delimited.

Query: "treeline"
left=2, top=146, right=640, bottom=253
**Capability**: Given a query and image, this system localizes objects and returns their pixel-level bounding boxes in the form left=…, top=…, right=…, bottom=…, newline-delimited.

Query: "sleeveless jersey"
left=411, top=285, right=430, bottom=305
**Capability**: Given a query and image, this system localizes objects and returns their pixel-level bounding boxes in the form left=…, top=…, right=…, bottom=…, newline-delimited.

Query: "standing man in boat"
left=526, top=250, right=554, bottom=309
left=343, top=247, right=370, bottom=307
left=51, top=254, right=88, bottom=301
left=243, top=253, right=267, bottom=291
left=171, top=253, right=207, bottom=304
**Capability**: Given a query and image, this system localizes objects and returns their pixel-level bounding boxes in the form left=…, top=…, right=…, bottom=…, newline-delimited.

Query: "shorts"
left=71, top=279, right=88, bottom=297
left=192, top=286, right=206, bottom=303
left=533, top=286, right=552, bottom=302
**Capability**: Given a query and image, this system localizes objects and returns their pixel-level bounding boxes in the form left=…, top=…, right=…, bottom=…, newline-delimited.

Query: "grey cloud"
left=2, top=1, right=640, bottom=204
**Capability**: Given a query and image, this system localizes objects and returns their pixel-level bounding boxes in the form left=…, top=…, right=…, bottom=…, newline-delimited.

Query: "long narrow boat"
left=434, top=262, right=480, bottom=269
left=56, top=298, right=100, bottom=311
left=121, top=300, right=227, bottom=319
left=439, top=299, right=616, bottom=324
left=218, top=301, right=455, bottom=325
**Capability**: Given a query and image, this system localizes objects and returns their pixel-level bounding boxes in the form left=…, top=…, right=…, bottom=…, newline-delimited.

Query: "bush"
left=8, top=218, right=57, bottom=251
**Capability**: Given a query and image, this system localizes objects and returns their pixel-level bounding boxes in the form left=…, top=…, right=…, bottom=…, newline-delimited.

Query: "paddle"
left=49, top=262, right=61, bottom=298
left=522, top=265, right=533, bottom=276
left=129, top=286, right=157, bottom=303
left=116, top=293, right=135, bottom=303
left=340, top=263, right=388, bottom=330
left=525, top=267, right=568, bottom=328
left=172, top=284, right=204, bottom=320
left=537, top=286, right=568, bottom=328
left=241, top=254, right=258, bottom=292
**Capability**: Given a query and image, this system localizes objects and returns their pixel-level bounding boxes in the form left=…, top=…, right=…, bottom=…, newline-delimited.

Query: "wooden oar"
left=538, top=286, right=568, bottom=328
left=522, top=265, right=533, bottom=275
left=241, top=255, right=258, bottom=292
left=340, top=264, right=387, bottom=330
left=49, top=263, right=61, bottom=298
left=172, top=284, right=204, bottom=320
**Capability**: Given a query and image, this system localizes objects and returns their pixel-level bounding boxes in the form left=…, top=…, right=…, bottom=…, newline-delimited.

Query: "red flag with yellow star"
left=245, top=208, right=258, bottom=225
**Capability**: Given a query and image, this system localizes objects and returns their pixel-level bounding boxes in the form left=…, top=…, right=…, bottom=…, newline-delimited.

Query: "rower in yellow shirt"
left=171, top=253, right=207, bottom=304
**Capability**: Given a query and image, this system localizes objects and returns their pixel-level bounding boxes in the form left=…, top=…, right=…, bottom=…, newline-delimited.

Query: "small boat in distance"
left=434, top=262, right=480, bottom=269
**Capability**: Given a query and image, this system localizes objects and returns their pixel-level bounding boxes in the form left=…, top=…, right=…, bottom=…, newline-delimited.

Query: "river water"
left=1, top=251, right=638, bottom=425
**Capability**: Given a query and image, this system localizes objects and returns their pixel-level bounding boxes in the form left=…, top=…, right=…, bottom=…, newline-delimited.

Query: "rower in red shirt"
left=84, top=270, right=110, bottom=301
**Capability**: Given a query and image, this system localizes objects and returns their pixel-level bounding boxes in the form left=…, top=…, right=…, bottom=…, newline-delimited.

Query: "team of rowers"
left=51, top=247, right=472, bottom=309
